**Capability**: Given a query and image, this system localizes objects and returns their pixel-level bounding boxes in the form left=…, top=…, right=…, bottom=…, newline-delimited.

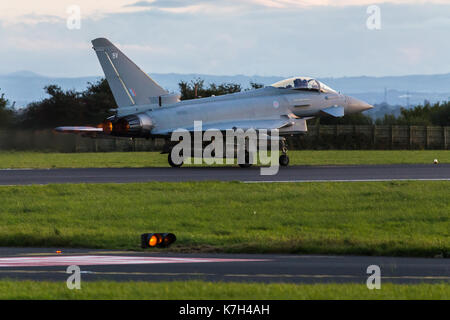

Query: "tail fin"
left=91, top=38, right=167, bottom=108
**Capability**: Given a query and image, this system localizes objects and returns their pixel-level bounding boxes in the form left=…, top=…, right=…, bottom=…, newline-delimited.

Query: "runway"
left=0, top=248, right=448, bottom=284
left=0, top=164, right=449, bottom=185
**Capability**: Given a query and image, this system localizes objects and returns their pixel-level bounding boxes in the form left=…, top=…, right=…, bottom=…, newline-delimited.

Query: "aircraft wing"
left=152, top=119, right=293, bottom=135
left=55, top=118, right=308, bottom=137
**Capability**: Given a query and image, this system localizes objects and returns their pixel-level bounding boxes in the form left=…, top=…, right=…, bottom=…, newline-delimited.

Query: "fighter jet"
left=55, top=38, right=373, bottom=167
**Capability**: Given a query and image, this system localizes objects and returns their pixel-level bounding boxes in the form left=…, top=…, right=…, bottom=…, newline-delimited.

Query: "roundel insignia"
left=273, top=100, right=280, bottom=109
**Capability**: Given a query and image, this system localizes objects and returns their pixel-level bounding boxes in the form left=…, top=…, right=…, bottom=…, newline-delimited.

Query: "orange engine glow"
left=114, top=119, right=130, bottom=134
left=102, top=121, right=113, bottom=134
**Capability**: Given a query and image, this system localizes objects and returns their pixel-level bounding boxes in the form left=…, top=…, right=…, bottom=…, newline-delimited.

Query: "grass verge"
left=0, top=280, right=448, bottom=299
left=0, top=181, right=448, bottom=256
left=0, top=150, right=448, bottom=168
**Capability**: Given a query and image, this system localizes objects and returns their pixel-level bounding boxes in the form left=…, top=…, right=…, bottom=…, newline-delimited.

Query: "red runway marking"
left=0, top=255, right=268, bottom=267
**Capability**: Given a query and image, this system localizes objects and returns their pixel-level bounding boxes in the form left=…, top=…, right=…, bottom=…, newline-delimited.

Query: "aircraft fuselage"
left=115, top=86, right=369, bottom=136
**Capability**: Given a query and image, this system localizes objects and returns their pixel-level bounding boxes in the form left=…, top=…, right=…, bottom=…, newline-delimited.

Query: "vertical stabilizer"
left=91, top=38, right=167, bottom=108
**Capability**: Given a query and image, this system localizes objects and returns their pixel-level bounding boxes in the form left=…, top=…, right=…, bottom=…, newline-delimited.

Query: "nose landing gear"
left=279, top=138, right=290, bottom=167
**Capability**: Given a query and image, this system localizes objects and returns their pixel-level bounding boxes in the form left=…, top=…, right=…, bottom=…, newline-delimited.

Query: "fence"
left=287, top=125, right=450, bottom=150
left=0, top=125, right=449, bottom=152
left=0, top=130, right=166, bottom=153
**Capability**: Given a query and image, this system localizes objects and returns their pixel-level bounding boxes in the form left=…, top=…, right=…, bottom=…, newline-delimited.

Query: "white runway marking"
left=0, top=255, right=268, bottom=267
left=243, top=178, right=450, bottom=183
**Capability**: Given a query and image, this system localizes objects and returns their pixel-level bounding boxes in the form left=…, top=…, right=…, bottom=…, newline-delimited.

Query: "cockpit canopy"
left=271, top=77, right=337, bottom=93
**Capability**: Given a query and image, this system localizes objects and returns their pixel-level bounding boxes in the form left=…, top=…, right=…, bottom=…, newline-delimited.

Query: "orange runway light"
left=141, top=233, right=176, bottom=248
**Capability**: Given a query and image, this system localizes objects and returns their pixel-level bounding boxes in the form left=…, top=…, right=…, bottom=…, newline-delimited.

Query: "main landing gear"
left=168, top=151, right=183, bottom=168
left=238, top=151, right=252, bottom=168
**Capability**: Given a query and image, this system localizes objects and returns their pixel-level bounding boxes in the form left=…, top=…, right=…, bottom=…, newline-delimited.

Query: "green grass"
left=0, top=280, right=447, bottom=299
left=0, top=181, right=448, bottom=257
left=0, top=150, right=448, bottom=168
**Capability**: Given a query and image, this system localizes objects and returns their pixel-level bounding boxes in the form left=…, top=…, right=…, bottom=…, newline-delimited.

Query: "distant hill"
left=1, top=71, right=449, bottom=112
left=0, top=71, right=99, bottom=108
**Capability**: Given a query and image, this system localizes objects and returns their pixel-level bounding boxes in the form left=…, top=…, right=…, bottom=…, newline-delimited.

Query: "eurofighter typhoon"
left=56, top=38, right=373, bottom=167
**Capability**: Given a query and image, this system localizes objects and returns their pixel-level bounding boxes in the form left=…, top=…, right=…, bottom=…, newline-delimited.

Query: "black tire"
left=238, top=151, right=252, bottom=168
left=168, top=152, right=183, bottom=168
left=279, top=154, right=289, bottom=167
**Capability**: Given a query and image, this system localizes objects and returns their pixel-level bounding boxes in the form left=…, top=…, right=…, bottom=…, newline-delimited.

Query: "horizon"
left=2, top=69, right=450, bottom=110
left=4, top=69, right=450, bottom=80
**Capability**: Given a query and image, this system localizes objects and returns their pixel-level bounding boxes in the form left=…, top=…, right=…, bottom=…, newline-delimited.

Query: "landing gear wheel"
left=168, top=152, right=183, bottom=168
left=239, top=151, right=252, bottom=168
left=279, top=154, right=289, bottom=167
left=279, top=137, right=289, bottom=167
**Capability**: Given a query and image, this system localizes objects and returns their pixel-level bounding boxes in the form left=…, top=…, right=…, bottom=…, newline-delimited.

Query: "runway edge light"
left=141, top=233, right=176, bottom=248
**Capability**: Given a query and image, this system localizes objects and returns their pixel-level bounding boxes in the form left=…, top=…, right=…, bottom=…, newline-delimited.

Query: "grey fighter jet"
left=56, top=38, right=373, bottom=167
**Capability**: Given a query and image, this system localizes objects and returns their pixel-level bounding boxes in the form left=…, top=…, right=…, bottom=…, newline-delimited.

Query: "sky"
left=0, top=0, right=449, bottom=78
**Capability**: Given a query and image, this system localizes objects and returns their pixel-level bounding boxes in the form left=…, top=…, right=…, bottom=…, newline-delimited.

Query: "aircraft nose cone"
left=346, top=96, right=373, bottom=113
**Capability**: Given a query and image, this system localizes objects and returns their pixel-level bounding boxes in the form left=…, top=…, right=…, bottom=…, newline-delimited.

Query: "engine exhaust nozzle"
left=112, top=113, right=154, bottom=137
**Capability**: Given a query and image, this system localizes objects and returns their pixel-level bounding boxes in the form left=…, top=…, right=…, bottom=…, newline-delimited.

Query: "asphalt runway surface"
left=0, top=248, right=448, bottom=284
left=1, top=164, right=450, bottom=185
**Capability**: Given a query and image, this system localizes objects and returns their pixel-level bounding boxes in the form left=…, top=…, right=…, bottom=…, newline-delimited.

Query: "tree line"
left=0, top=79, right=115, bottom=129
left=0, top=79, right=449, bottom=129
left=319, top=101, right=450, bottom=126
